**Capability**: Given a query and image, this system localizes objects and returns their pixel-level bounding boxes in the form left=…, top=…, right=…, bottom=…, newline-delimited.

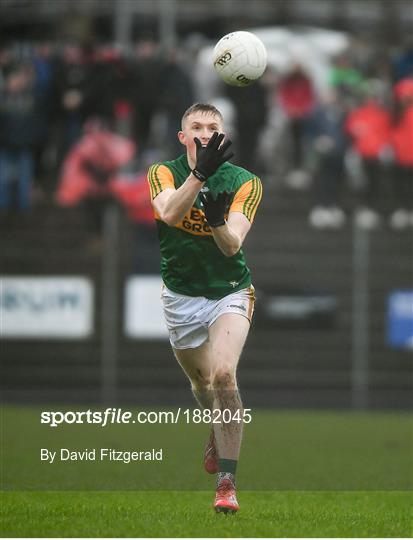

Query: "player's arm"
left=152, top=175, right=204, bottom=226
left=149, top=132, right=234, bottom=226
left=201, top=177, right=262, bottom=257
left=211, top=212, right=251, bottom=257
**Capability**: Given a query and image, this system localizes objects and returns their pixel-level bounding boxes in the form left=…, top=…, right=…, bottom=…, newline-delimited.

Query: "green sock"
left=218, top=458, right=237, bottom=475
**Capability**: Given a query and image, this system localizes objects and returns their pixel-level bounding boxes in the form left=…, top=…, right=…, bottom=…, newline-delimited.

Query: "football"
left=212, top=31, right=268, bottom=87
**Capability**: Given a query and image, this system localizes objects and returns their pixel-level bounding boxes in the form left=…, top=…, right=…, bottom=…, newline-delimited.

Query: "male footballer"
left=147, top=103, right=262, bottom=513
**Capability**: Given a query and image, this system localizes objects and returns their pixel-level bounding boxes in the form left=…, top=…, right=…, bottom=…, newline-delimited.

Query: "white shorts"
left=161, top=285, right=255, bottom=350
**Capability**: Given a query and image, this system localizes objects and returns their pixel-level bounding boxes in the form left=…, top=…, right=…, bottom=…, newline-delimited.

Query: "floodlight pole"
left=158, top=0, right=176, bottom=51
left=114, top=0, right=133, bottom=49
left=114, top=0, right=177, bottom=51
left=351, top=223, right=370, bottom=409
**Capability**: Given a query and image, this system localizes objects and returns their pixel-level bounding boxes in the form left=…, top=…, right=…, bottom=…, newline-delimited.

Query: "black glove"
left=199, top=190, right=234, bottom=228
left=192, top=132, right=234, bottom=182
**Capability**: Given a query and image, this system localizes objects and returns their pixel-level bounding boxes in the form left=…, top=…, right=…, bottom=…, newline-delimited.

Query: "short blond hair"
left=181, top=103, right=223, bottom=128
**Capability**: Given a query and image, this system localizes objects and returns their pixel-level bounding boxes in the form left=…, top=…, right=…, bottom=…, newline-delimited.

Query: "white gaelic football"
left=213, top=31, right=268, bottom=87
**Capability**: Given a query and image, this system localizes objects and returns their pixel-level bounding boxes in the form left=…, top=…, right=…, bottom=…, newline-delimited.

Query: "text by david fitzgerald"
left=40, top=448, right=163, bottom=464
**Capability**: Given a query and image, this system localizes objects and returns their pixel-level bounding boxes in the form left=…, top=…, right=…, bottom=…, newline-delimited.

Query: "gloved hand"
left=199, top=190, right=234, bottom=228
left=192, top=132, right=234, bottom=182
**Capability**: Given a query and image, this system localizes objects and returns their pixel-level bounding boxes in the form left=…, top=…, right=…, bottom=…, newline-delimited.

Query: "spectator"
left=125, top=39, right=164, bottom=154
left=308, top=90, right=349, bottom=229
left=93, top=45, right=136, bottom=138
left=392, top=38, right=413, bottom=81
left=0, top=62, right=46, bottom=213
left=0, top=45, right=15, bottom=80
left=345, top=80, right=391, bottom=229
left=51, top=43, right=101, bottom=166
left=330, top=53, right=364, bottom=96
left=158, top=48, right=194, bottom=158
left=388, top=78, right=413, bottom=229
left=226, top=77, right=268, bottom=174
left=92, top=44, right=129, bottom=127
left=276, top=63, right=316, bottom=187
left=56, top=119, right=135, bottom=241
left=31, top=42, right=56, bottom=192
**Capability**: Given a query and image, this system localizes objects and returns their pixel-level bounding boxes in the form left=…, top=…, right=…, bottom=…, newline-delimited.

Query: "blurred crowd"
left=271, top=52, right=413, bottom=231
left=0, top=34, right=412, bottom=241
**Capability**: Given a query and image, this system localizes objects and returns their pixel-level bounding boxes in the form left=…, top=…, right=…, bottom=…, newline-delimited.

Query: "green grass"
left=1, top=406, right=413, bottom=536
left=1, top=490, right=412, bottom=537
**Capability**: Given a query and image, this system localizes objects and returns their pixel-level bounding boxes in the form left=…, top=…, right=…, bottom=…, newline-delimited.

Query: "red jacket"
left=111, top=173, right=154, bottom=226
left=390, top=106, right=413, bottom=167
left=277, top=72, right=315, bottom=119
left=345, top=101, right=391, bottom=159
left=56, top=128, right=135, bottom=206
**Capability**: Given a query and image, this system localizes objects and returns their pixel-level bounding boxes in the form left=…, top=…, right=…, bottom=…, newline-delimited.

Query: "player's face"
left=178, top=112, right=224, bottom=164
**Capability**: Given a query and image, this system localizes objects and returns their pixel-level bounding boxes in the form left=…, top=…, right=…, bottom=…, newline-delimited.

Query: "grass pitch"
left=1, top=490, right=412, bottom=537
left=1, top=406, right=412, bottom=537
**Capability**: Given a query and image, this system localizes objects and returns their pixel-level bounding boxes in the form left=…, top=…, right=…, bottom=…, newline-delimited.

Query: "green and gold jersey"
left=147, top=154, right=262, bottom=299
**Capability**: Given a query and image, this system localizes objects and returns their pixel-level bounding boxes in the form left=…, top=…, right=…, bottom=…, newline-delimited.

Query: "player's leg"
left=162, top=283, right=214, bottom=409
left=173, top=341, right=214, bottom=410
left=209, top=312, right=250, bottom=462
left=208, top=312, right=250, bottom=513
left=173, top=342, right=219, bottom=474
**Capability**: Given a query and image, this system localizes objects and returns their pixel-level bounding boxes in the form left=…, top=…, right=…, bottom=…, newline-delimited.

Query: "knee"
left=191, top=369, right=211, bottom=391
left=212, top=368, right=237, bottom=390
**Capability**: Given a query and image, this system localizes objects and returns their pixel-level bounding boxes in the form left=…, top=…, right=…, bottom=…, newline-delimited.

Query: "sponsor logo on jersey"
left=174, top=207, right=212, bottom=236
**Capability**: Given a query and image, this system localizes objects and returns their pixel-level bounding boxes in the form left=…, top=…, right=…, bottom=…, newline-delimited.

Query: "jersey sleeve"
left=147, top=164, right=175, bottom=200
left=230, top=177, right=263, bottom=223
